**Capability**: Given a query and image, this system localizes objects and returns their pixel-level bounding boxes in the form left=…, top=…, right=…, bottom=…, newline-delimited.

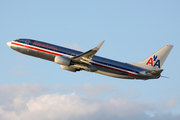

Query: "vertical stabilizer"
left=129, top=44, right=173, bottom=70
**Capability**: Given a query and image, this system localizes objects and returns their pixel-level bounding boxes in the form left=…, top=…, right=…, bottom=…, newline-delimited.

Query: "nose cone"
left=7, top=42, right=11, bottom=47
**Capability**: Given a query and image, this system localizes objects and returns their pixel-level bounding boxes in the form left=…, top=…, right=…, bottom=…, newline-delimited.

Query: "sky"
left=0, top=0, right=180, bottom=120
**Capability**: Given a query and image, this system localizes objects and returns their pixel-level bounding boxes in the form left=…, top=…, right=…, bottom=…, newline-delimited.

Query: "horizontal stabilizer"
left=146, top=69, right=163, bottom=76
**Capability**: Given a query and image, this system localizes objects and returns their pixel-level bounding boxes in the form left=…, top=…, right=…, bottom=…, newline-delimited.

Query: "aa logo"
left=146, top=55, right=160, bottom=68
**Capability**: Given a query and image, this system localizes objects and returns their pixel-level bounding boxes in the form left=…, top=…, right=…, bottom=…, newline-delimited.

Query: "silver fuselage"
left=7, top=39, right=159, bottom=80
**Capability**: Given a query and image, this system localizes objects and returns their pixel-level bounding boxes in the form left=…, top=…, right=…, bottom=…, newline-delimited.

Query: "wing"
left=70, top=40, right=105, bottom=72
left=72, top=40, right=105, bottom=63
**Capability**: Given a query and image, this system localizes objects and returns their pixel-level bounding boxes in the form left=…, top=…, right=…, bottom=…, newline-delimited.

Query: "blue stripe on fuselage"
left=15, top=39, right=145, bottom=74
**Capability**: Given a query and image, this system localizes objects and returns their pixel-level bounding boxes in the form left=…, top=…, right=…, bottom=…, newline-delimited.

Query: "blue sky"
left=0, top=0, right=180, bottom=119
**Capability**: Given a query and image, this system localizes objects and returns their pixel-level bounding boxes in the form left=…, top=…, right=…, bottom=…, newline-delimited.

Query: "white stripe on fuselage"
left=11, top=41, right=137, bottom=76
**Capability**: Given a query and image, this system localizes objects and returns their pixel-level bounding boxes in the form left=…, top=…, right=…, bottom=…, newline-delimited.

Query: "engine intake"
left=54, top=56, right=71, bottom=66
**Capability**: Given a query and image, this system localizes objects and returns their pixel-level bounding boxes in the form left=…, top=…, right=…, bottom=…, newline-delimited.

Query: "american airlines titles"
left=33, top=41, right=57, bottom=50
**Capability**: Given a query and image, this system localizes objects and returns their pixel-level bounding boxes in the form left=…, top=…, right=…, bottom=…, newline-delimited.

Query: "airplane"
left=7, top=39, right=173, bottom=80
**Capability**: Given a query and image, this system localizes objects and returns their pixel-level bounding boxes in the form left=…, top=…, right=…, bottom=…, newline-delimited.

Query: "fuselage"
left=7, top=39, right=159, bottom=80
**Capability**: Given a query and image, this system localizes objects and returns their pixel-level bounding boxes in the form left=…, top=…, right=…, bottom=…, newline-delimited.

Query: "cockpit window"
left=15, top=39, right=22, bottom=42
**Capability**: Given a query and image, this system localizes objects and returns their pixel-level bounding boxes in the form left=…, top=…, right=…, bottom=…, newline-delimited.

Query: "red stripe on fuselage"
left=12, top=42, right=63, bottom=56
left=92, top=63, right=136, bottom=76
left=11, top=42, right=136, bottom=76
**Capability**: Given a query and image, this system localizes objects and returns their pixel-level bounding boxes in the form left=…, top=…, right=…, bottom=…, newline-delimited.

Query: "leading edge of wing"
left=72, top=40, right=105, bottom=62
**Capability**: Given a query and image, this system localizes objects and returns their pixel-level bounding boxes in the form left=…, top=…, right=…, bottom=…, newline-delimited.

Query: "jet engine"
left=54, top=56, right=71, bottom=66
left=61, top=65, right=76, bottom=72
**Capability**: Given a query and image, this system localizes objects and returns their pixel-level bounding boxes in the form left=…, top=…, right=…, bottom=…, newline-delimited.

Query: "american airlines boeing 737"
left=7, top=39, right=173, bottom=80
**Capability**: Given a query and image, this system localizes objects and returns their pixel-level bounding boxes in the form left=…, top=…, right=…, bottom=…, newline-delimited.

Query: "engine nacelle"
left=61, top=65, right=76, bottom=72
left=54, top=56, right=71, bottom=66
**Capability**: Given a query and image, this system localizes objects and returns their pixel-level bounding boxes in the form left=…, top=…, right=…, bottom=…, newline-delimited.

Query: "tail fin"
left=129, top=44, right=173, bottom=70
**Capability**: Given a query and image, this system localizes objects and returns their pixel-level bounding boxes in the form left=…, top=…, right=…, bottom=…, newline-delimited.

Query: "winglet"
left=72, top=40, right=105, bottom=62
left=94, top=40, right=105, bottom=50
